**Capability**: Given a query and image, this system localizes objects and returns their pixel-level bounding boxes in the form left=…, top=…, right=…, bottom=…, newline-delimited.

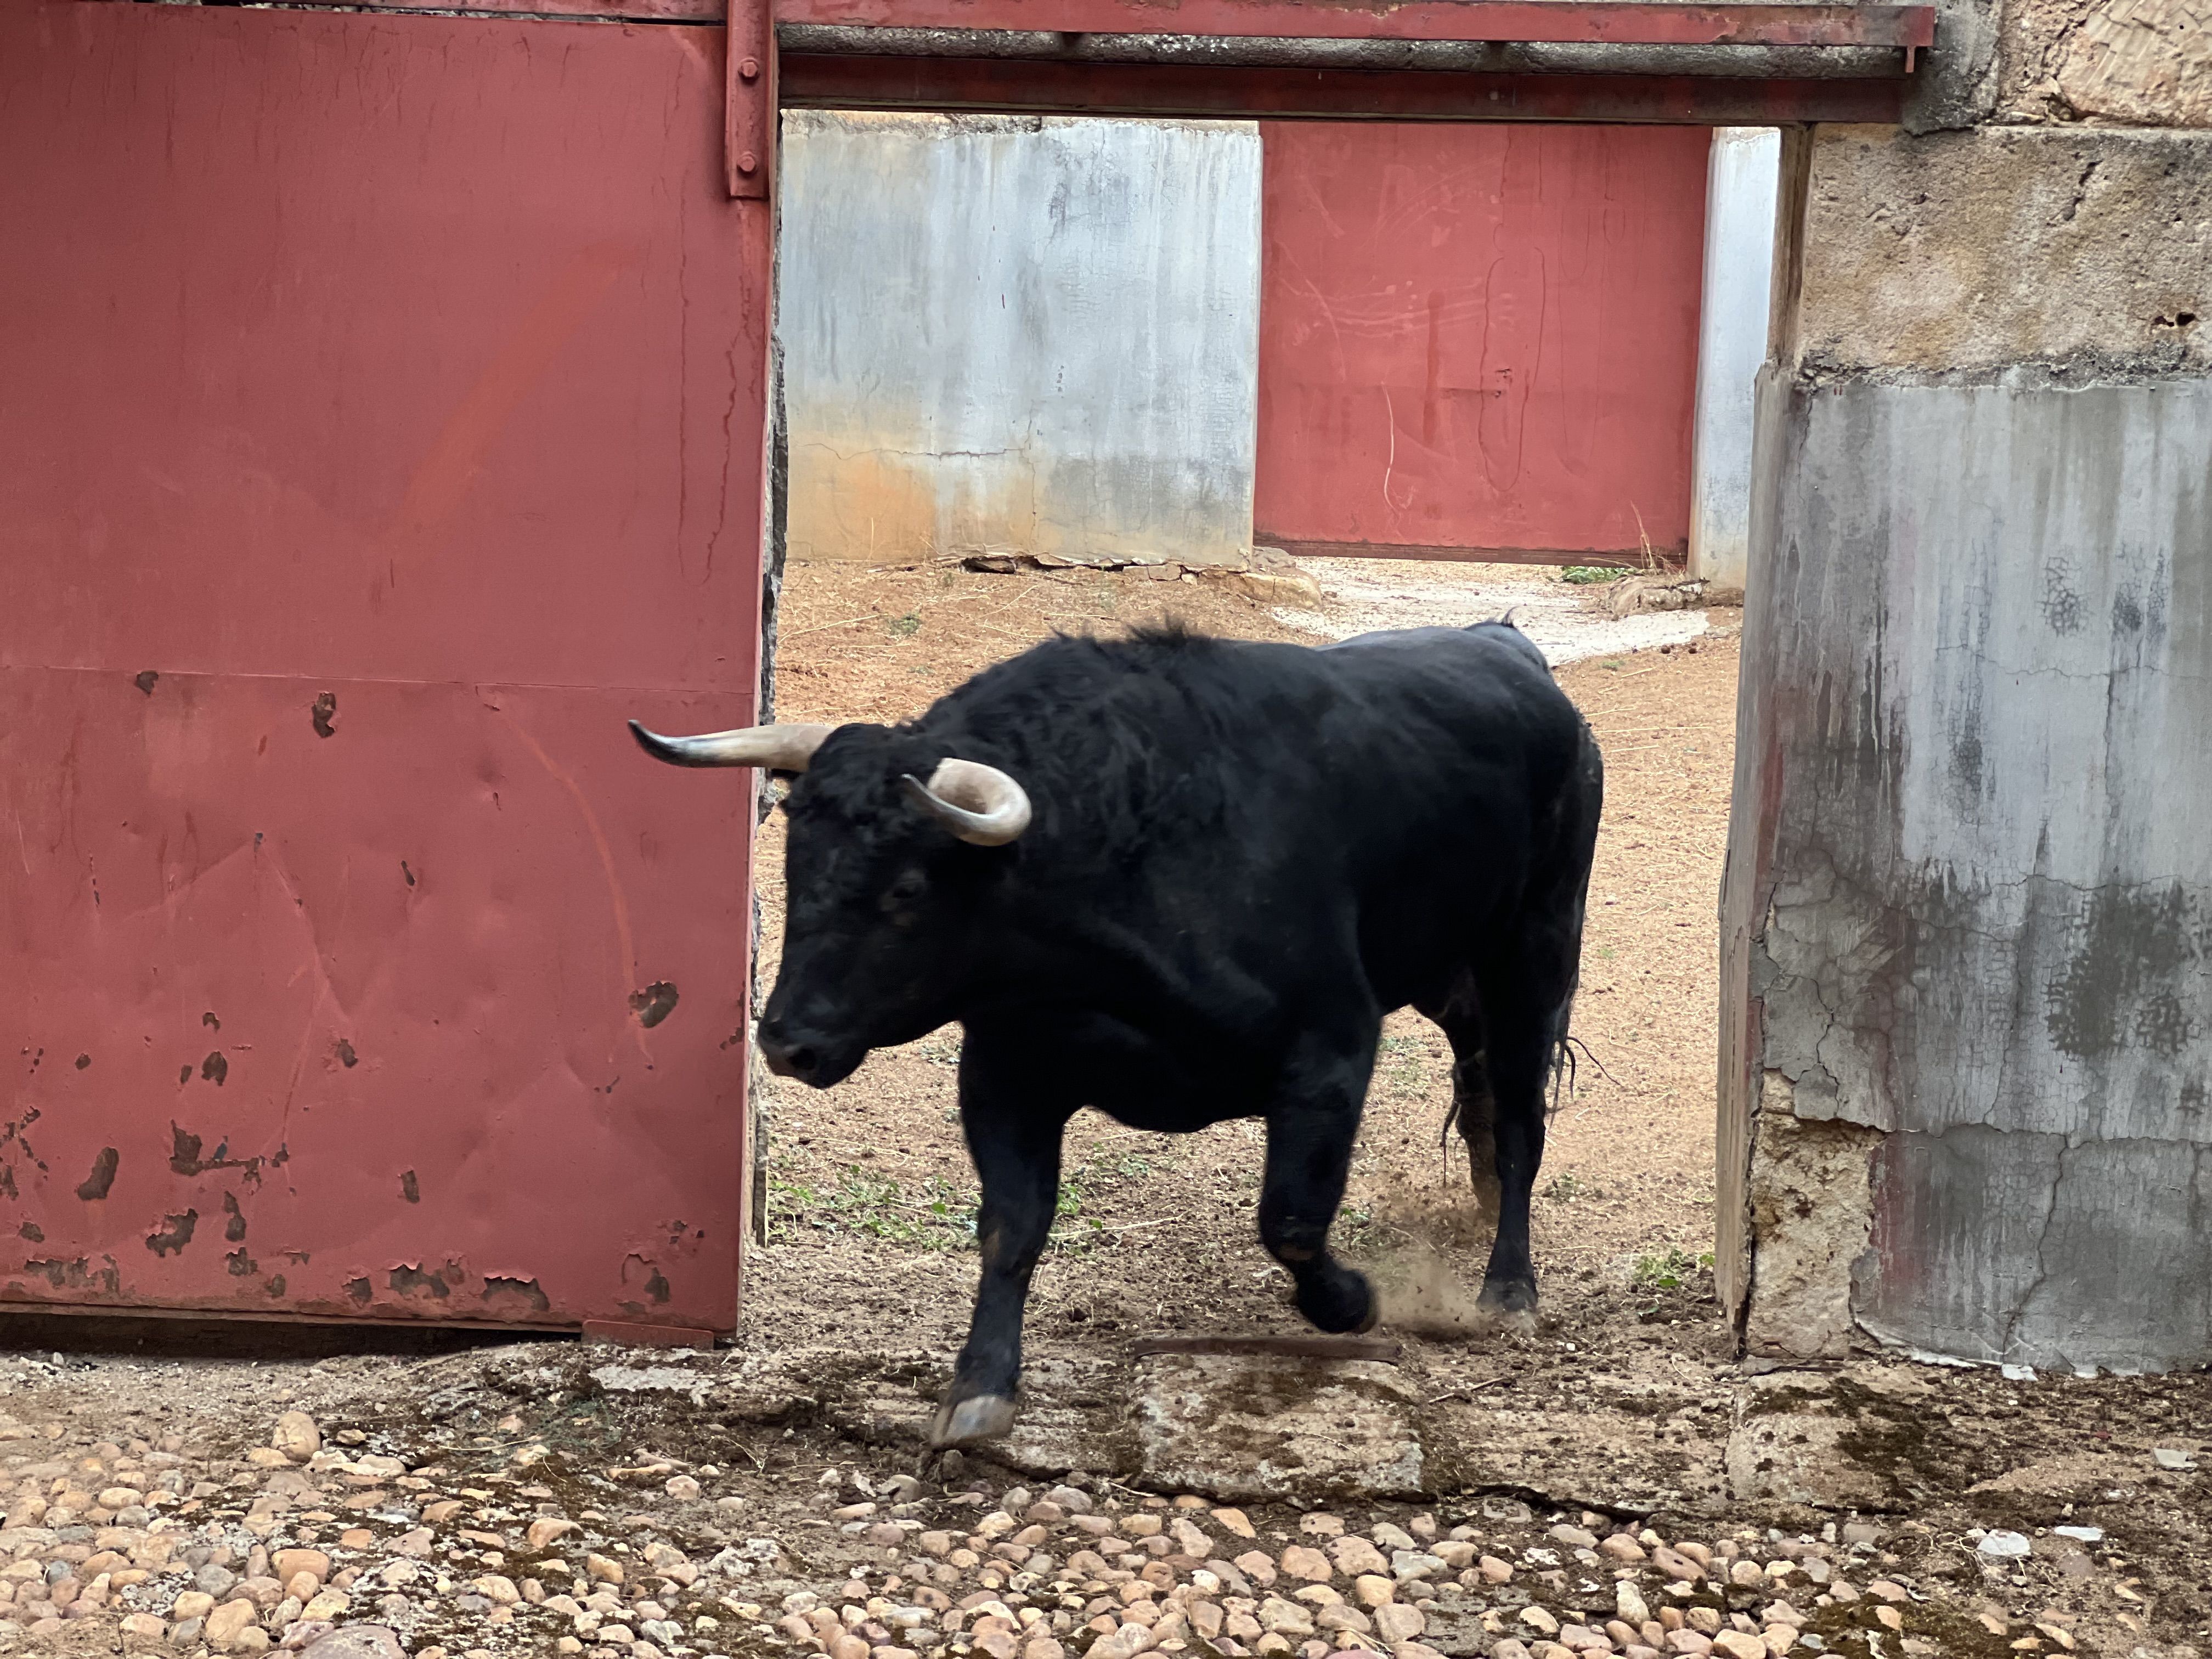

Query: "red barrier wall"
left=0, top=2, right=770, bottom=1331
left=1255, top=122, right=1709, bottom=563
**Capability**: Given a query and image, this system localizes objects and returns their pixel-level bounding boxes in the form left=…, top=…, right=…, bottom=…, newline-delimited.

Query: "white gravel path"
left=1270, top=559, right=1711, bottom=666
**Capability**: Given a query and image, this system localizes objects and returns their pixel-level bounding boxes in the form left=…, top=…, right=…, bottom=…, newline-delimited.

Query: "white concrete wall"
left=1724, top=373, right=2212, bottom=1374
left=1688, top=128, right=1780, bottom=594
left=777, top=111, right=1262, bottom=567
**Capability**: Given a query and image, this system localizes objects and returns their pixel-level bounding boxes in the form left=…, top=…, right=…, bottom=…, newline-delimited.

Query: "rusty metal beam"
left=165, top=0, right=1936, bottom=50
left=225, top=0, right=727, bottom=18
left=774, top=0, right=1936, bottom=49
left=778, top=52, right=1911, bottom=121
left=728, top=0, right=776, bottom=197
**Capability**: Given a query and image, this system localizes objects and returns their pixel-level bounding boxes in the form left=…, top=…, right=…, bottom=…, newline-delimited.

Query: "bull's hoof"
left=1294, top=1265, right=1375, bottom=1335
left=1477, top=1275, right=1538, bottom=1335
left=929, top=1392, right=1017, bottom=1448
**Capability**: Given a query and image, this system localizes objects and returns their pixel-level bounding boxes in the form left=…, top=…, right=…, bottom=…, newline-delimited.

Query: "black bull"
left=633, top=620, right=1602, bottom=1447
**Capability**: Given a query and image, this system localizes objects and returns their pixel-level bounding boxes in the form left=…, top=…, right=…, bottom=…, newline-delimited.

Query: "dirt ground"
left=5, top=555, right=2205, bottom=1659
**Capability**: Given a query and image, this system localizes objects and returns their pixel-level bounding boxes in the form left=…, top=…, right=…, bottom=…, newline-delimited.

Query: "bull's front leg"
left=1259, top=1037, right=1379, bottom=1335
left=932, top=1049, right=1066, bottom=1448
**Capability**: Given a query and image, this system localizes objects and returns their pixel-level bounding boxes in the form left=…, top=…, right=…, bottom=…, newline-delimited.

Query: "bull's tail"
left=1539, top=719, right=1606, bottom=1116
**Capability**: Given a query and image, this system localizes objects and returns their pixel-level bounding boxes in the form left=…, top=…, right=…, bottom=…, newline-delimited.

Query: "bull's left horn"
left=900, top=759, right=1032, bottom=847
left=628, top=720, right=834, bottom=771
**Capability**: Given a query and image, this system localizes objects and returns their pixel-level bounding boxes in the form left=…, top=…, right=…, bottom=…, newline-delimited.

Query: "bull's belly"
left=1082, top=1084, right=1261, bottom=1135
left=975, top=1009, right=1274, bottom=1133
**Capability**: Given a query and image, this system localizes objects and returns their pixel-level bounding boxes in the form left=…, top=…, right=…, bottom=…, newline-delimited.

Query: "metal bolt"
left=737, top=151, right=759, bottom=174
left=738, top=55, right=761, bottom=80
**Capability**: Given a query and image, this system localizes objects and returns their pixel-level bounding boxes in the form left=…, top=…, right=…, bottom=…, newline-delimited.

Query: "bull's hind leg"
left=933, top=1042, right=1069, bottom=1448
left=1472, top=725, right=1601, bottom=1330
left=1420, top=978, right=1502, bottom=1228
left=1466, top=981, right=1548, bottom=1328
left=1258, top=1037, right=1378, bottom=1335
left=1469, top=915, right=1587, bottom=1329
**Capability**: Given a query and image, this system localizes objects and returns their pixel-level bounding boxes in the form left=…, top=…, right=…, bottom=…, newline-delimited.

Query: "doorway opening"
left=752, top=101, right=1759, bottom=1362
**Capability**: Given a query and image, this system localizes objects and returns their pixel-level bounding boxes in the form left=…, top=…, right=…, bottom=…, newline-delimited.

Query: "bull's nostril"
left=763, top=1040, right=818, bottom=1081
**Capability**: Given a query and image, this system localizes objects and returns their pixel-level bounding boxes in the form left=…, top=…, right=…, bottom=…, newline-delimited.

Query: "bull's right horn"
left=628, top=720, right=834, bottom=771
left=900, top=758, right=1032, bottom=847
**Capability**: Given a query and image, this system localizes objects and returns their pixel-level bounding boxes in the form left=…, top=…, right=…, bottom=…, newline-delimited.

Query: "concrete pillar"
left=1686, top=127, right=1779, bottom=597
left=776, top=111, right=1262, bottom=568
left=1719, top=112, right=2212, bottom=1374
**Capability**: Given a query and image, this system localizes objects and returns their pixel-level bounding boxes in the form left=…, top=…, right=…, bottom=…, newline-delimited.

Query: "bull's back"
left=1300, top=624, right=1592, bottom=999
left=932, top=622, right=1590, bottom=1017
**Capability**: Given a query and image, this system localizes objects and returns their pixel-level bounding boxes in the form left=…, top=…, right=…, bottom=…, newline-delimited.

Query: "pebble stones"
left=0, top=1377, right=2137, bottom=1659
left=300, top=1627, right=408, bottom=1658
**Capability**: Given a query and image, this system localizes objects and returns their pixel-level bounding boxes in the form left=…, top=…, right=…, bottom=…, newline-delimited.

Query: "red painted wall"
left=1255, top=122, right=1709, bottom=562
left=0, top=2, right=770, bottom=1329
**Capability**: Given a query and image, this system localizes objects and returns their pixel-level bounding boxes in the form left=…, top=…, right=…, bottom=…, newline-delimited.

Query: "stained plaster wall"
left=776, top=111, right=1262, bottom=568
left=1722, top=5, right=2212, bottom=1371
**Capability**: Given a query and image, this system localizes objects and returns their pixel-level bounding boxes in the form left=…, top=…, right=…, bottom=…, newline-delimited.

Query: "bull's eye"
left=882, top=868, right=929, bottom=911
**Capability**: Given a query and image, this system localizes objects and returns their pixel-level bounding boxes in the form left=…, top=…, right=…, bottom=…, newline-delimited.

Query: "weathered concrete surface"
left=1132, top=1355, right=1423, bottom=1502
left=2050, top=0, right=2212, bottom=123
left=1726, top=1369, right=1922, bottom=1508
left=1423, top=1392, right=1733, bottom=1517
left=1901, top=0, right=2005, bottom=132
left=1689, top=127, right=1779, bottom=595
left=1739, top=1081, right=1881, bottom=1365
left=777, top=111, right=1260, bottom=567
left=1723, top=373, right=2212, bottom=1373
left=1796, top=126, right=2212, bottom=375
left=1996, top=0, right=2212, bottom=127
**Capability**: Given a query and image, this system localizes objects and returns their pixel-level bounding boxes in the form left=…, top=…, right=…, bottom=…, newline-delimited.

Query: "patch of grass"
left=1336, top=1203, right=1399, bottom=1251
left=1377, top=1032, right=1431, bottom=1098
left=887, top=611, right=922, bottom=637
left=768, top=1163, right=975, bottom=1249
left=1541, top=1172, right=1585, bottom=1203
left=1560, top=566, right=1627, bottom=585
left=1630, top=1244, right=1716, bottom=1290
left=1046, top=1144, right=1175, bottom=1254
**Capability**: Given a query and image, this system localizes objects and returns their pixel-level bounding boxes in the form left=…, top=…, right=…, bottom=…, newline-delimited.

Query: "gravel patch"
left=1268, top=560, right=1713, bottom=665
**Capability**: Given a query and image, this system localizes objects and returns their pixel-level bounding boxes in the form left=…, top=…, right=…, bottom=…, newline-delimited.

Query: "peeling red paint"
left=629, top=983, right=681, bottom=1029
left=0, top=1, right=768, bottom=1333
left=75, top=1149, right=120, bottom=1203
left=145, top=1211, right=199, bottom=1259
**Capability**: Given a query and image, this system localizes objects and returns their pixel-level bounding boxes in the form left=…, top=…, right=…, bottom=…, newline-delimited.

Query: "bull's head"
left=628, top=718, right=1030, bottom=1088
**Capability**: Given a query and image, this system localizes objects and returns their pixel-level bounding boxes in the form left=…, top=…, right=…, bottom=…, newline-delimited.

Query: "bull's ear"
left=628, top=720, right=833, bottom=770
left=900, top=759, right=1031, bottom=846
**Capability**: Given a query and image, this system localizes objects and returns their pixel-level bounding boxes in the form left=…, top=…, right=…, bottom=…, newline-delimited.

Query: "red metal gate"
left=1254, top=121, right=1711, bottom=565
left=0, top=1, right=770, bottom=1333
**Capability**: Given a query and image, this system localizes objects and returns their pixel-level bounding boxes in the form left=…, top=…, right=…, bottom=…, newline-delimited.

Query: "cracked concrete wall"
left=1741, top=1076, right=1883, bottom=1364
left=1722, top=0, right=2212, bottom=1374
left=776, top=111, right=1261, bottom=567
left=1992, top=0, right=2212, bottom=127
left=1724, top=372, right=2212, bottom=1372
